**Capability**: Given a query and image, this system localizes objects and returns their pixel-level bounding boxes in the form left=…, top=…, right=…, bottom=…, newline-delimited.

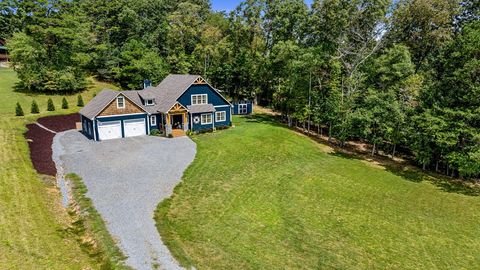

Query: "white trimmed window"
left=117, top=96, right=125, bottom=108
left=191, top=94, right=208, bottom=105
left=145, top=99, right=154, bottom=106
left=215, top=111, right=226, bottom=122
left=150, top=115, right=157, bottom=126
left=201, top=113, right=212, bottom=125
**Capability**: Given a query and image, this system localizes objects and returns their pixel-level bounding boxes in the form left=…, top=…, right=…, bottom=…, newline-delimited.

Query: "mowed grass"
left=156, top=115, right=480, bottom=269
left=0, top=68, right=118, bottom=269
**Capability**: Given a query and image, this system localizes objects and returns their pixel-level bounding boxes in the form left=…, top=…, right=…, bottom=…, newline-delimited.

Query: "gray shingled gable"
left=79, top=89, right=118, bottom=119
left=79, top=89, right=149, bottom=119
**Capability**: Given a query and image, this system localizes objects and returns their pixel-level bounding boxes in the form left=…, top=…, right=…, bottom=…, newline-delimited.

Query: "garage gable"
left=99, top=94, right=145, bottom=117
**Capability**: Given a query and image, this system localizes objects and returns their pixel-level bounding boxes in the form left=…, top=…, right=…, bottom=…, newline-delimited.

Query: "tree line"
left=1, top=0, right=479, bottom=178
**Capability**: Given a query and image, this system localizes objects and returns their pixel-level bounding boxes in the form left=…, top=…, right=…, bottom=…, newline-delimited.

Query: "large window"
left=150, top=115, right=157, bottom=126
left=215, top=111, right=226, bottom=122
left=192, top=94, right=208, bottom=105
left=201, top=113, right=212, bottom=125
left=117, top=96, right=125, bottom=108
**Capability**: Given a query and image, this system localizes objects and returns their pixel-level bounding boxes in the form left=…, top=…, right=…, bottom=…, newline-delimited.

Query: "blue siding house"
left=79, top=75, right=232, bottom=141
left=232, top=100, right=253, bottom=115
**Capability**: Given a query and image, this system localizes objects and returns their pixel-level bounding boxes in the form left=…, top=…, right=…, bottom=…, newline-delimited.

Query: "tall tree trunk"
left=435, top=160, right=439, bottom=172
left=328, top=122, right=332, bottom=142
left=371, top=142, right=376, bottom=156
left=422, top=163, right=426, bottom=171
left=446, top=164, right=449, bottom=176
left=392, top=144, right=396, bottom=158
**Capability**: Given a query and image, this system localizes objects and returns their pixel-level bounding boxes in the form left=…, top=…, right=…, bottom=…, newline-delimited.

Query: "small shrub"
left=168, top=134, right=174, bottom=138
left=47, top=98, right=55, bottom=111
left=77, top=94, right=84, bottom=107
left=61, top=97, right=69, bottom=109
left=92, top=92, right=97, bottom=98
left=150, top=129, right=161, bottom=136
left=31, top=100, right=39, bottom=114
left=186, top=130, right=193, bottom=136
left=15, top=102, right=24, bottom=116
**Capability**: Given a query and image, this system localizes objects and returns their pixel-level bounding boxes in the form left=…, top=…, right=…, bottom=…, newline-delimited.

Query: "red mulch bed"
left=25, top=113, right=81, bottom=176
left=37, top=113, right=80, bottom=132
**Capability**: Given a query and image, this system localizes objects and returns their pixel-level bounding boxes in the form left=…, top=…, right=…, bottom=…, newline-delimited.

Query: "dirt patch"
left=25, top=113, right=80, bottom=176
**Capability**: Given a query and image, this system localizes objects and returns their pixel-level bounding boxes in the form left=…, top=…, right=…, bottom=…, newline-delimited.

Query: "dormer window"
left=117, top=96, right=125, bottom=109
left=145, top=99, right=154, bottom=106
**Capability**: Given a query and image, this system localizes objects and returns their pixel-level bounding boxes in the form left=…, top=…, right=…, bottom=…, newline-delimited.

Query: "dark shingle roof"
left=187, top=104, right=216, bottom=114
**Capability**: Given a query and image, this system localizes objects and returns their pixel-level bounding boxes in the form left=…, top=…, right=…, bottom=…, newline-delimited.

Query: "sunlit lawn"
left=0, top=68, right=119, bottom=269
left=156, top=115, right=480, bottom=270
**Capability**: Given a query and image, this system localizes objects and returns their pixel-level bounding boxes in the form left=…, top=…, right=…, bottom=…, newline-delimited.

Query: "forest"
left=1, top=0, right=479, bottom=178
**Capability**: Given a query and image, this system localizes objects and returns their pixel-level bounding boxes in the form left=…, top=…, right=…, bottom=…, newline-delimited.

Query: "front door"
left=171, top=114, right=183, bottom=129
left=239, top=104, right=248, bottom=114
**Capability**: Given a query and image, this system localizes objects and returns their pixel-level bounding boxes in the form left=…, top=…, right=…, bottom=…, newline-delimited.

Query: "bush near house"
left=150, top=129, right=161, bottom=136
left=62, top=97, right=69, bottom=109
left=77, top=94, right=84, bottom=107
left=47, top=98, right=55, bottom=111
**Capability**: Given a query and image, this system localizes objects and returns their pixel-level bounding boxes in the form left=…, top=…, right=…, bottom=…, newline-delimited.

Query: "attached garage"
left=98, top=121, right=122, bottom=141
left=124, top=118, right=146, bottom=138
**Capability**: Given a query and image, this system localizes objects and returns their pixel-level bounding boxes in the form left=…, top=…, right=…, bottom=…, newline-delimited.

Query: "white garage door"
left=98, top=121, right=122, bottom=141
left=124, top=118, right=146, bottom=137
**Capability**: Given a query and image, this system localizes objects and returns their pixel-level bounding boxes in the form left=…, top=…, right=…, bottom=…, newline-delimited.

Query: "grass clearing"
left=67, top=174, right=132, bottom=269
left=0, top=67, right=120, bottom=269
left=156, top=115, right=480, bottom=269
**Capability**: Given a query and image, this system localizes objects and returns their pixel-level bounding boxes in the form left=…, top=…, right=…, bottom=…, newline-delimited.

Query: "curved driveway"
left=53, top=131, right=196, bottom=270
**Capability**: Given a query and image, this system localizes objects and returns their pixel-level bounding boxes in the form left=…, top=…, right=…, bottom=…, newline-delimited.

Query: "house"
left=79, top=75, right=232, bottom=141
left=232, top=100, right=253, bottom=115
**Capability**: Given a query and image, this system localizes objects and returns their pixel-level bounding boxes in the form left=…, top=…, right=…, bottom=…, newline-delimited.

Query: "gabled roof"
left=80, top=74, right=232, bottom=118
left=149, top=74, right=200, bottom=113
left=80, top=89, right=118, bottom=119
left=79, top=89, right=148, bottom=119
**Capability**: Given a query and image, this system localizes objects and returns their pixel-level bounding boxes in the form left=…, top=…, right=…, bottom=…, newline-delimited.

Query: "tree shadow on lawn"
left=12, top=80, right=93, bottom=95
left=330, top=150, right=480, bottom=197
left=243, top=113, right=289, bottom=128
left=247, top=113, right=480, bottom=197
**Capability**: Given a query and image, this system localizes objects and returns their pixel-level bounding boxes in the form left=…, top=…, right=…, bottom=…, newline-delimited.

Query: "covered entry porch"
left=164, top=102, right=189, bottom=137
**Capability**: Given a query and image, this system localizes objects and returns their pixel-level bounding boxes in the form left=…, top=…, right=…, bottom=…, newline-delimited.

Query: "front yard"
left=156, top=115, right=480, bottom=269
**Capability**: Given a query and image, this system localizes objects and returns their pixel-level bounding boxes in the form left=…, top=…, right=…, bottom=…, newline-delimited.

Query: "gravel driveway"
left=53, top=130, right=196, bottom=270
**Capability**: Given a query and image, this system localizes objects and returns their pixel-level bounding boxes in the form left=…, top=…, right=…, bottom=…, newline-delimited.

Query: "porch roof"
left=187, top=104, right=216, bottom=114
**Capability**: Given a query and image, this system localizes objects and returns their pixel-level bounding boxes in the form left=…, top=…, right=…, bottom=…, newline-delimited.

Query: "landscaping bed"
left=37, top=113, right=80, bottom=132
left=25, top=113, right=79, bottom=176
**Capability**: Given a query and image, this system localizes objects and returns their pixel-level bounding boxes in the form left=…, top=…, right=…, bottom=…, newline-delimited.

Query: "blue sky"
left=211, top=0, right=314, bottom=12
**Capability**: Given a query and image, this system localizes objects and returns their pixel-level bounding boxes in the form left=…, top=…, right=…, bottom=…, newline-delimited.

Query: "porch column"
left=183, top=113, right=189, bottom=131
left=165, top=113, right=172, bottom=136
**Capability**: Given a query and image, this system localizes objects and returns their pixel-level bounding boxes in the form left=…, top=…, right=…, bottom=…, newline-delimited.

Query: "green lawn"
left=156, top=115, right=480, bottom=269
left=0, top=68, right=119, bottom=269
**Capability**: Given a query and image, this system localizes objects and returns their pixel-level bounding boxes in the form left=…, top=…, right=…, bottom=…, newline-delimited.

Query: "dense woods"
left=1, top=0, right=479, bottom=178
